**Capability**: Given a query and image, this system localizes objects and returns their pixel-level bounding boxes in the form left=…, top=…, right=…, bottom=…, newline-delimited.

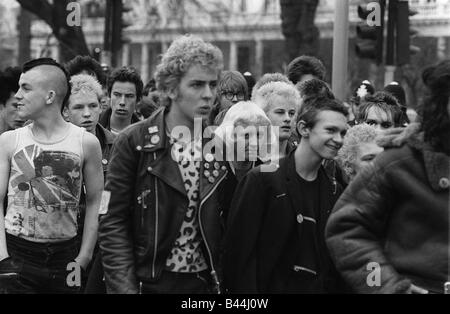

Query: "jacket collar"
left=408, top=132, right=450, bottom=191
left=144, top=107, right=228, bottom=199
left=95, top=123, right=115, bottom=147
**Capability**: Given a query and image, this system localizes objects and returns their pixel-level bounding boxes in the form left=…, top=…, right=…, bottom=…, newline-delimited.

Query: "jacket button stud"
left=213, top=170, right=219, bottom=177
left=204, top=163, right=210, bottom=169
left=205, top=153, right=214, bottom=163
left=208, top=177, right=215, bottom=184
left=439, top=178, right=449, bottom=189
left=136, top=145, right=142, bottom=151
left=102, top=159, right=108, bottom=165
left=297, top=214, right=304, bottom=224
left=147, top=167, right=153, bottom=172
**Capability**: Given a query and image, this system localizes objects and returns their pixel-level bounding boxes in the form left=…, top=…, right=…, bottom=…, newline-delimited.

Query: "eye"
left=210, top=81, right=218, bottom=88
left=366, top=120, right=377, bottom=126
left=380, top=122, right=393, bottom=129
left=289, top=111, right=296, bottom=117
left=360, top=154, right=376, bottom=162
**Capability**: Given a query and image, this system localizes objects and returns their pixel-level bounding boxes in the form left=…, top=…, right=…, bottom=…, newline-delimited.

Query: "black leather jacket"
left=98, top=107, right=231, bottom=294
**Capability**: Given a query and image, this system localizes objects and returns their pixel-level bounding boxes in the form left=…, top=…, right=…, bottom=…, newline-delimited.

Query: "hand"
left=406, top=284, right=428, bottom=294
left=74, top=255, right=91, bottom=271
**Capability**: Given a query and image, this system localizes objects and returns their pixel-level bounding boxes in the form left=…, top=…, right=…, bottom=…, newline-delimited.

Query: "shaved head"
left=21, top=58, right=71, bottom=109
left=33, top=65, right=69, bottom=105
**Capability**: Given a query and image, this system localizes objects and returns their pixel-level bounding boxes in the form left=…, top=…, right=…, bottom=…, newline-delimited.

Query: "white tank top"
left=5, top=123, right=85, bottom=243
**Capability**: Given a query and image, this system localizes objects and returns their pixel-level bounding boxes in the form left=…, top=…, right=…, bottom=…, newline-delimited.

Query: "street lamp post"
left=332, top=0, right=349, bottom=101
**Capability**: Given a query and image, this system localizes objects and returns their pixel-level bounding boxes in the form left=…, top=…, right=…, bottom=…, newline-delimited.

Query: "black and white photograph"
left=0, top=0, right=449, bottom=304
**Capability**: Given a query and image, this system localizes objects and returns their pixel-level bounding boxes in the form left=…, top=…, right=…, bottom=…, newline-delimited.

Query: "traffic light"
left=104, top=0, right=132, bottom=67
left=355, top=0, right=385, bottom=64
left=111, top=0, right=132, bottom=56
left=396, top=0, right=420, bottom=66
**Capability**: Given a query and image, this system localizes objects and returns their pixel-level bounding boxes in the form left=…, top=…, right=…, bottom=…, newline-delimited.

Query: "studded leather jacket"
left=98, top=107, right=232, bottom=294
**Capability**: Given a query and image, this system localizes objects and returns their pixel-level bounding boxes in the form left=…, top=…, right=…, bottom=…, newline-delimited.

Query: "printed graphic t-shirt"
left=5, top=123, right=85, bottom=243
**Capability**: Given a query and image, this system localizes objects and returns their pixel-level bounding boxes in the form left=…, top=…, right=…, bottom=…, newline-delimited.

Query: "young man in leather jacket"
left=98, top=35, right=233, bottom=294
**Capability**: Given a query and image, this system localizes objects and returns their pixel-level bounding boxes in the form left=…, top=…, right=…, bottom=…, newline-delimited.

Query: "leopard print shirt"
left=165, top=136, right=208, bottom=273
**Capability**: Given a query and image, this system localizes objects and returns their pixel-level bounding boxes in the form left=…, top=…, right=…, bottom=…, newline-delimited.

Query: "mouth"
left=81, top=121, right=94, bottom=126
left=197, top=107, right=211, bottom=114
left=326, top=144, right=341, bottom=152
left=280, top=126, right=291, bottom=132
left=116, top=109, right=128, bottom=115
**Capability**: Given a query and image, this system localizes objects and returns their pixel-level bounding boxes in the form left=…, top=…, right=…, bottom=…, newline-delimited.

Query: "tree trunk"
left=279, top=0, right=320, bottom=63
left=16, top=0, right=90, bottom=63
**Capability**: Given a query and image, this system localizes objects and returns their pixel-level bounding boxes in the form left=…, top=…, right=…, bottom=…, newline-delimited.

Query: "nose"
left=14, top=90, right=22, bottom=100
left=82, top=107, right=91, bottom=117
left=333, top=133, right=344, bottom=145
left=203, top=85, right=213, bottom=99
left=283, top=112, right=291, bottom=123
left=119, top=95, right=126, bottom=106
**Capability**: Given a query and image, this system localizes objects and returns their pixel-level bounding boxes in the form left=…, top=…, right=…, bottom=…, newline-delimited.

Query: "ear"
left=297, top=120, right=310, bottom=138
left=46, top=90, right=56, bottom=105
left=167, top=86, right=178, bottom=102
left=62, top=106, right=69, bottom=119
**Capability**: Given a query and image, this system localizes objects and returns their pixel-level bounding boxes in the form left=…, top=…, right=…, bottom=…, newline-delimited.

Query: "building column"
left=141, top=42, right=149, bottom=83
left=437, top=36, right=446, bottom=60
left=161, top=41, right=169, bottom=54
left=255, top=39, right=264, bottom=79
left=229, top=41, right=238, bottom=71
left=122, top=44, right=130, bottom=67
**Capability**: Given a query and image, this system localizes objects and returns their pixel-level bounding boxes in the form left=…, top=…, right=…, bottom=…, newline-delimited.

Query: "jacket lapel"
left=142, top=108, right=187, bottom=197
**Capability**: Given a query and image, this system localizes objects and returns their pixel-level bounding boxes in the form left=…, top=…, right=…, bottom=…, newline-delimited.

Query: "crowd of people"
left=0, top=34, right=448, bottom=294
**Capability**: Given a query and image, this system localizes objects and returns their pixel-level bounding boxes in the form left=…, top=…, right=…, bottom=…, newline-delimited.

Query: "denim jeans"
left=0, top=234, right=80, bottom=294
left=140, top=270, right=214, bottom=294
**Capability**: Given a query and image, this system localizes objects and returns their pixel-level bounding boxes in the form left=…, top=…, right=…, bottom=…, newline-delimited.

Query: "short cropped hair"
left=297, top=96, right=349, bottom=128
left=251, top=73, right=290, bottom=100
left=286, top=55, right=326, bottom=84
left=65, top=55, right=106, bottom=86
left=155, top=35, right=224, bottom=107
left=218, top=71, right=248, bottom=97
left=252, top=81, right=301, bottom=113
left=357, top=91, right=403, bottom=127
left=0, top=66, right=21, bottom=105
left=68, top=74, right=103, bottom=107
left=296, top=78, right=334, bottom=100
left=107, top=66, right=143, bottom=101
left=336, top=124, right=380, bottom=178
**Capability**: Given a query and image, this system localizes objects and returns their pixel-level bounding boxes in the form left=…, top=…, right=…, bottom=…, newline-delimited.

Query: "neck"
left=294, top=140, right=323, bottom=181
left=279, top=140, right=288, bottom=158
left=31, top=109, right=69, bottom=140
left=165, top=105, right=195, bottom=139
left=110, top=114, right=131, bottom=132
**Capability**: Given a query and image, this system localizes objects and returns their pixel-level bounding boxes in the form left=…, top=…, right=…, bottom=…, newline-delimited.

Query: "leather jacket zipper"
left=198, top=171, right=228, bottom=294
left=151, top=152, right=158, bottom=279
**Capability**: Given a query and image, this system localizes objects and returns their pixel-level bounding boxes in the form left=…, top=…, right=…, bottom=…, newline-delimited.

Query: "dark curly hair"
left=286, top=55, right=326, bottom=85
left=65, top=55, right=106, bottom=86
left=296, top=78, right=334, bottom=101
left=420, top=59, right=450, bottom=154
left=0, top=66, right=21, bottom=105
left=107, top=66, right=144, bottom=102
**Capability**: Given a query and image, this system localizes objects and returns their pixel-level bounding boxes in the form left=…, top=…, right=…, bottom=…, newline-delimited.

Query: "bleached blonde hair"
left=214, top=101, right=278, bottom=161
left=69, top=74, right=103, bottom=102
left=252, top=81, right=301, bottom=113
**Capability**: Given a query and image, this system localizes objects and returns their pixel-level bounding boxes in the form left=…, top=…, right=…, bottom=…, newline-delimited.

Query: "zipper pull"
left=211, top=270, right=221, bottom=294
